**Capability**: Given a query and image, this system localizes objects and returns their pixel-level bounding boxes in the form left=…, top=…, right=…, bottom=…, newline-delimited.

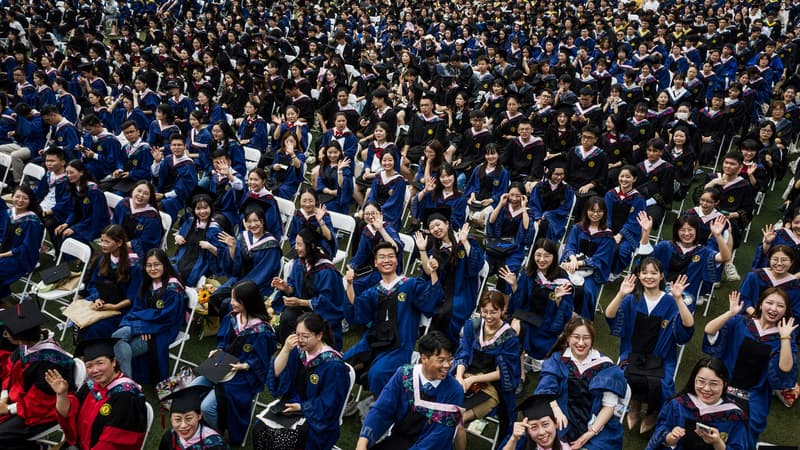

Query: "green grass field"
left=12, top=165, right=800, bottom=450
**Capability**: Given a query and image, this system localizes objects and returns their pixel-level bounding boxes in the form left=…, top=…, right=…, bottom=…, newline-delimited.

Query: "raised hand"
left=315, top=204, right=327, bottom=223
left=414, top=231, right=428, bottom=251
left=709, top=215, right=728, bottom=236
left=339, top=157, right=351, bottom=170
left=727, top=291, right=744, bottom=316
left=424, top=176, right=437, bottom=193
left=457, top=223, right=471, bottom=243
left=762, top=223, right=776, bottom=244
left=498, top=266, right=518, bottom=291
left=44, top=369, right=69, bottom=396
left=553, top=283, right=573, bottom=299
left=637, top=211, right=653, bottom=233
left=619, top=274, right=637, bottom=296
left=668, top=274, right=688, bottom=299
left=778, top=317, right=798, bottom=340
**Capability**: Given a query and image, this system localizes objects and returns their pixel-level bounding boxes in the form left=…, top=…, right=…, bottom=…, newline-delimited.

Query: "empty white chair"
left=329, top=211, right=356, bottom=270
left=170, top=287, right=199, bottom=375
left=38, top=238, right=93, bottom=334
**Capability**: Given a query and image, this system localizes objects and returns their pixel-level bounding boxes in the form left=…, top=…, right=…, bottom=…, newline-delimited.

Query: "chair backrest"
left=618, top=383, right=632, bottom=424
left=73, top=357, right=87, bottom=387
left=159, top=212, right=173, bottom=250
left=329, top=211, right=356, bottom=265
left=142, top=402, right=154, bottom=450
left=244, top=146, right=261, bottom=172
left=104, top=191, right=124, bottom=211
left=58, top=238, right=93, bottom=265
left=477, top=261, right=490, bottom=302
left=0, top=152, right=11, bottom=188
left=398, top=233, right=415, bottom=275
left=338, top=363, right=357, bottom=426
left=20, top=163, right=45, bottom=187
left=274, top=196, right=295, bottom=240
left=282, top=259, right=294, bottom=279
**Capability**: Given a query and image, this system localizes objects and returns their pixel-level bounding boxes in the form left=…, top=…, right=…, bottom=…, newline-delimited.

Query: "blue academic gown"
left=274, top=258, right=346, bottom=349
left=65, top=182, right=110, bottom=244
left=0, top=210, right=44, bottom=298
left=454, top=318, right=520, bottom=439
left=560, top=224, right=615, bottom=320
left=360, top=364, right=464, bottom=450
left=121, top=277, right=186, bottom=383
left=752, top=228, right=800, bottom=270
left=269, top=149, right=306, bottom=200
left=173, top=217, right=224, bottom=287
left=607, top=293, right=694, bottom=405
left=221, top=231, right=282, bottom=297
left=317, top=129, right=359, bottom=169
left=604, top=187, right=646, bottom=275
left=80, top=256, right=142, bottom=340
left=188, top=126, right=213, bottom=174
left=237, top=116, right=269, bottom=151
left=535, top=350, right=628, bottom=450
left=120, top=140, right=154, bottom=183
left=112, top=200, right=163, bottom=258
left=508, top=270, right=574, bottom=359
left=152, top=155, right=198, bottom=221
left=34, top=172, right=70, bottom=222
left=426, top=239, right=485, bottom=342
left=268, top=347, right=350, bottom=450
left=112, top=107, right=149, bottom=136
left=417, top=191, right=467, bottom=230
left=315, top=165, right=354, bottom=214
left=82, top=131, right=124, bottom=181
left=486, top=206, right=534, bottom=276
left=51, top=119, right=81, bottom=162
left=530, top=181, right=574, bottom=242
left=287, top=211, right=337, bottom=260
left=213, top=314, right=277, bottom=445
left=344, top=276, right=443, bottom=394
left=641, top=241, right=721, bottom=312
left=209, top=170, right=246, bottom=232
left=738, top=269, right=800, bottom=319
left=347, top=224, right=403, bottom=297
left=239, top=190, right=283, bottom=237
left=366, top=171, right=406, bottom=230
left=702, top=315, right=798, bottom=442
left=645, top=394, right=750, bottom=450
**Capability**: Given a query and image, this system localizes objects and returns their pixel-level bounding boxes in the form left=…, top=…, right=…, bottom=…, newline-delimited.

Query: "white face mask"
left=675, top=112, right=689, bottom=120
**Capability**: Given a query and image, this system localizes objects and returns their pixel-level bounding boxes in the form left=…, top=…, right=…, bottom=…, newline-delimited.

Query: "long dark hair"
left=547, top=316, right=595, bottom=358
left=525, top=238, right=560, bottom=278
left=678, top=356, right=730, bottom=397
left=296, top=311, right=334, bottom=346
left=231, top=280, right=270, bottom=321
left=12, top=185, right=43, bottom=218
left=99, top=224, right=131, bottom=283
left=634, top=256, right=667, bottom=293
left=433, top=163, right=461, bottom=199
left=754, top=287, right=792, bottom=321
left=139, top=248, right=181, bottom=301
left=580, top=196, right=607, bottom=228
left=428, top=216, right=459, bottom=269
left=66, top=159, right=94, bottom=196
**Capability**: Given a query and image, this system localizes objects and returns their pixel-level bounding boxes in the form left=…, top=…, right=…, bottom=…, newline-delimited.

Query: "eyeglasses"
left=569, top=334, right=592, bottom=342
left=375, top=254, right=396, bottom=261
left=145, top=263, right=163, bottom=269
left=770, top=257, right=792, bottom=264
left=581, top=135, right=597, bottom=140
left=695, top=378, right=723, bottom=389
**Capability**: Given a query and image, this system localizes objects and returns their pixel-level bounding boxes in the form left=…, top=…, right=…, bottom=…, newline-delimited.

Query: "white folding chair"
left=477, top=261, right=490, bottom=302
left=159, top=211, right=173, bottom=251
left=244, top=146, right=261, bottom=172
left=398, top=233, right=416, bottom=275
left=0, top=152, right=12, bottom=192
left=38, top=238, right=92, bottom=337
left=170, top=287, right=198, bottom=375
left=104, top=191, right=124, bottom=211
left=274, top=196, right=296, bottom=242
left=19, top=162, right=45, bottom=190
left=617, top=384, right=632, bottom=424
left=329, top=211, right=356, bottom=270
left=142, top=402, right=154, bottom=450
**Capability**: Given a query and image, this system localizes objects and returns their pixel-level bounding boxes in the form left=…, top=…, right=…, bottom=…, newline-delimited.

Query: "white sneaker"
left=724, top=262, right=741, bottom=282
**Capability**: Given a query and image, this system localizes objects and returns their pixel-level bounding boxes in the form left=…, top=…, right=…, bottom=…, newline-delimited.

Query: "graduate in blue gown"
left=261, top=312, right=350, bottom=450
left=316, top=112, right=359, bottom=168
left=208, top=121, right=246, bottom=181
left=529, top=164, right=573, bottom=243
left=268, top=132, right=306, bottom=200
left=486, top=183, right=534, bottom=292
left=237, top=102, right=269, bottom=151
left=534, top=317, right=628, bottom=450
left=187, top=111, right=213, bottom=175
left=240, top=168, right=284, bottom=238
left=636, top=212, right=732, bottom=312
left=218, top=208, right=282, bottom=297
left=365, top=149, right=406, bottom=230
left=113, top=249, right=186, bottom=384
left=151, top=134, right=198, bottom=222
left=357, top=332, right=464, bottom=450
left=416, top=164, right=467, bottom=230
left=501, top=394, right=572, bottom=450
left=287, top=187, right=337, bottom=261
left=271, top=227, right=346, bottom=350
left=112, top=181, right=163, bottom=258
left=207, top=149, right=246, bottom=231
left=703, top=288, right=798, bottom=444
left=344, top=242, right=443, bottom=396
left=146, top=105, right=181, bottom=155
left=559, top=196, right=615, bottom=320
left=605, top=258, right=695, bottom=434
left=453, top=292, right=521, bottom=449
left=739, top=245, right=800, bottom=318
left=416, top=209, right=485, bottom=343
left=752, top=208, right=800, bottom=271
left=192, top=281, right=277, bottom=446
left=55, top=160, right=110, bottom=247
left=173, top=195, right=225, bottom=287
left=313, top=141, right=354, bottom=214
left=645, top=356, right=750, bottom=450
left=0, top=186, right=45, bottom=298
left=346, top=202, right=404, bottom=298
left=78, top=225, right=141, bottom=342
left=501, top=239, right=574, bottom=362
left=604, top=165, right=646, bottom=276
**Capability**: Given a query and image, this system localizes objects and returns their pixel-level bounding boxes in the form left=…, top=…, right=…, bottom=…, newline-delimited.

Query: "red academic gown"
left=58, top=373, right=148, bottom=450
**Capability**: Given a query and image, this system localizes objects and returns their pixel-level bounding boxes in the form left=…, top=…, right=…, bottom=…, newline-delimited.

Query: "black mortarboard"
left=165, top=80, right=182, bottom=90
left=298, top=226, right=323, bottom=247
left=162, top=385, right=212, bottom=414
left=76, top=62, right=93, bottom=73
left=425, top=206, right=452, bottom=227
left=196, top=351, right=238, bottom=383
left=0, top=302, right=45, bottom=336
left=518, top=394, right=558, bottom=420
left=75, top=337, right=119, bottom=361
